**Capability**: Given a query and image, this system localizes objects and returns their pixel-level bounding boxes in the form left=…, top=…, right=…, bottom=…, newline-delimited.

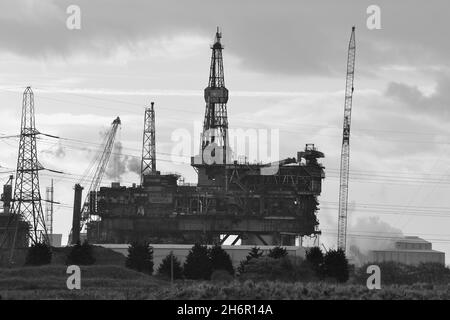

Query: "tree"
left=24, top=242, right=52, bottom=266
left=237, top=246, right=263, bottom=274
left=125, top=241, right=154, bottom=275
left=157, top=252, right=183, bottom=280
left=66, top=240, right=96, bottom=265
left=183, top=243, right=212, bottom=280
left=305, top=246, right=324, bottom=276
left=268, top=246, right=287, bottom=259
left=209, top=244, right=234, bottom=275
left=322, top=248, right=349, bottom=283
left=239, top=256, right=292, bottom=281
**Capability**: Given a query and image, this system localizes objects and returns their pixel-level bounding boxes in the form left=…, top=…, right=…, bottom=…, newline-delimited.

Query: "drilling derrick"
left=11, top=87, right=48, bottom=244
left=337, top=27, right=356, bottom=252
left=201, top=27, right=229, bottom=165
left=141, top=102, right=157, bottom=184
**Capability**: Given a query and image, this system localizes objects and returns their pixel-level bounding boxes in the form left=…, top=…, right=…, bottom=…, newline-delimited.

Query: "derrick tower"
left=201, top=27, right=230, bottom=165
left=141, top=102, right=156, bottom=184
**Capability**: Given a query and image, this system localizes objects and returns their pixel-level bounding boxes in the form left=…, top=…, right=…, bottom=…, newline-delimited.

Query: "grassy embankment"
left=2, top=264, right=450, bottom=299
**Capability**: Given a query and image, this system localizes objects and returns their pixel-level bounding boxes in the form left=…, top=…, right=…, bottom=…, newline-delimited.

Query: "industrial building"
left=369, top=237, right=445, bottom=266
left=78, top=29, right=325, bottom=246
left=0, top=175, right=29, bottom=250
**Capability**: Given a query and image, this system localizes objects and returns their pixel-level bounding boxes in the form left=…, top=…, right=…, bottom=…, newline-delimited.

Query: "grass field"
left=0, top=265, right=167, bottom=299
left=158, top=280, right=450, bottom=300
left=2, top=265, right=450, bottom=299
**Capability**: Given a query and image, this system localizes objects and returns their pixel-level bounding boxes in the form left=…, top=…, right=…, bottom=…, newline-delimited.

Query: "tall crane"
left=69, top=116, right=121, bottom=244
left=337, top=26, right=356, bottom=252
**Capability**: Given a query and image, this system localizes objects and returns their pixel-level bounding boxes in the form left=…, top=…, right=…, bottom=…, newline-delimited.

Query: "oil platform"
left=81, top=29, right=325, bottom=246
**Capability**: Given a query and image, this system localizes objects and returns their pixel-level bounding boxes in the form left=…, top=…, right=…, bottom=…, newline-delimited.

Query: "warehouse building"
left=369, top=236, right=445, bottom=266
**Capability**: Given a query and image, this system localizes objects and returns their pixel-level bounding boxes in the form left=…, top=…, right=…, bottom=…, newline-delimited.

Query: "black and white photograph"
left=0, top=0, right=449, bottom=307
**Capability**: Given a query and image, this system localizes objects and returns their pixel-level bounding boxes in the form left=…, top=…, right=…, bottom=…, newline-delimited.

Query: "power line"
left=2, top=86, right=450, bottom=140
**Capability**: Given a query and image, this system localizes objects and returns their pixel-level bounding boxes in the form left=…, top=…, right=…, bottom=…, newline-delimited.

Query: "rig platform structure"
left=85, top=29, right=325, bottom=246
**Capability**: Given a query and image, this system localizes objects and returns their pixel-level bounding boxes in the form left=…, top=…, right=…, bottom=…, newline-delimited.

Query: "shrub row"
left=125, top=242, right=235, bottom=280
left=24, top=241, right=96, bottom=266
left=238, top=246, right=349, bottom=283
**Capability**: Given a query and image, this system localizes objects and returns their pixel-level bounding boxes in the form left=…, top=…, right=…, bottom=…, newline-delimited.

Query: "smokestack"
left=1, top=175, right=13, bottom=216
left=71, top=184, right=83, bottom=244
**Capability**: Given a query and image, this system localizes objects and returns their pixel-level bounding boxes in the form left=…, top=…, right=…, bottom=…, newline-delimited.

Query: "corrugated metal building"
left=369, top=236, right=445, bottom=265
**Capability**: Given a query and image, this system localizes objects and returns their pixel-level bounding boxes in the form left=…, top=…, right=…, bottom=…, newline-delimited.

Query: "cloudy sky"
left=1, top=0, right=450, bottom=260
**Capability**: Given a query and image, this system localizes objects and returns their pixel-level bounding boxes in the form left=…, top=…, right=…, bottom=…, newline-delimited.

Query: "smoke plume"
left=348, top=216, right=404, bottom=266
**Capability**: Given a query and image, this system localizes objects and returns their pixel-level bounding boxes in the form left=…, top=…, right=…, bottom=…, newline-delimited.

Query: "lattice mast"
left=141, top=102, right=156, bottom=184
left=11, top=87, right=48, bottom=244
left=45, top=179, right=54, bottom=236
left=201, top=27, right=229, bottom=164
left=337, top=27, right=356, bottom=252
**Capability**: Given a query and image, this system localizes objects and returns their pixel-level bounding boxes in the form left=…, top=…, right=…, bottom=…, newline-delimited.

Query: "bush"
left=268, top=246, right=287, bottom=259
left=183, top=243, right=212, bottom=280
left=239, top=256, right=289, bottom=281
left=157, top=252, right=183, bottom=280
left=24, top=242, right=52, bottom=266
left=306, top=246, right=324, bottom=275
left=238, top=256, right=318, bottom=282
left=237, top=247, right=263, bottom=274
left=209, top=245, right=234, bottom=275
left=66, top=241, right=96, bottom=265
left=125, top=241, right=154, bottom=275
left=322, top=249, right=349, bottom=283
left=211, top=269, right=234, bottom=283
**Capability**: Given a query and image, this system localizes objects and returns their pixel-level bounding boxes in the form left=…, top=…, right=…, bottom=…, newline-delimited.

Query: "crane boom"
left=67, top=116, right=121, bottom=245
left=81, top=116, right=121, bottom=223
left=337, top=27, right=356, bottom=252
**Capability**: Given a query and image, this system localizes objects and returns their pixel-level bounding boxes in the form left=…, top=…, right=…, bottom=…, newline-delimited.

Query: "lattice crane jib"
left=337, top=27, right=356, bottom=252
left=11, top=87, right=48, bottom=244
left=80, top=116, right=121, bottom=225
left=201, top=27, right=229, bottom=164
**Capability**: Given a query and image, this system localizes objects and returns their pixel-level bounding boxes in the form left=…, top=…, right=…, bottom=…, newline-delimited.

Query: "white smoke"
left=126, top=157, right=141, bottom=175
left=106, top=142, right=127, bottom=182
left=348, top=216, right=404, bottom=265
left=105, top=142, right=142, bottom=182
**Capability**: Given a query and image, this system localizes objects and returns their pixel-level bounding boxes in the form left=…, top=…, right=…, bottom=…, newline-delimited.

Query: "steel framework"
left=141, top=102, right=156, bottom=183
left=337, top=27, right=356, bottom=252
left=11, top=87, right=48, bottom=244
left=201, top=27, right=229, bottom=165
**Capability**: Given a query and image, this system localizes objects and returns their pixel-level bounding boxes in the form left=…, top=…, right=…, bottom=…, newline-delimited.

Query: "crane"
left=337, top=26, right=356, bottom=252
left=69, top=116, right=121, bottom=244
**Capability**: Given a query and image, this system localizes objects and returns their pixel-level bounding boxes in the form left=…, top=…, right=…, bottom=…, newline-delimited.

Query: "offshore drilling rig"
left=80, top=29, right=325, bottom=246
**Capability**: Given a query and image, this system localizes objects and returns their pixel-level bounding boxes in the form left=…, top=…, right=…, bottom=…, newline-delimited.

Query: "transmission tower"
left=337, top=27, right=356, bottom=252
left=141, top=102, right=156, bottom=184
left=201, top=27, right=229, bottom=165
left=11, top=87, right=48, bottom=244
